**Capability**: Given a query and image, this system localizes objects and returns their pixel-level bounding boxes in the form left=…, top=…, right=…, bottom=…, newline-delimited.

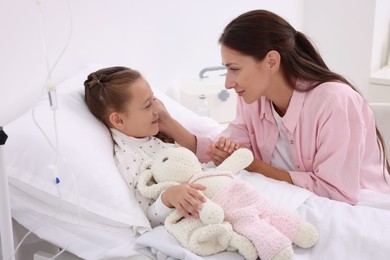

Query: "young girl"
left=84, top=66, right=205, bottom=227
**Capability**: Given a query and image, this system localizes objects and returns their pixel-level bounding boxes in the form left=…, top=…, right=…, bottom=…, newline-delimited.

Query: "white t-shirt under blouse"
left=270, top=103, right=295, bottom=171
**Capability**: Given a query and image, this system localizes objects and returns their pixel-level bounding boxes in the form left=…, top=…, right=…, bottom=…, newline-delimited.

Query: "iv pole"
left=0, top=126, right=15, bottom=260
left=0, top=2, right=72, bottom=259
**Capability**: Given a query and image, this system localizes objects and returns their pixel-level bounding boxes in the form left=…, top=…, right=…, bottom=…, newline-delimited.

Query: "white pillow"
left=4, top=65, right=223, bottom=258
left=5, top=69, right=150, bottom=230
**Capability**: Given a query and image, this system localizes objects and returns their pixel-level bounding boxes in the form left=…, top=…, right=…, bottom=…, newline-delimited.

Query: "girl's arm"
left=146, top=182, right=206, bottom=226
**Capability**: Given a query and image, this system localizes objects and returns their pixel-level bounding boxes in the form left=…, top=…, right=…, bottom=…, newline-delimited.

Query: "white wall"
left=368, top=0, right=390, bottom=103
left=1, top=1, right=304, bottom=93
left=303, top=0, right=376, bottom=97
left=371, top=0, right=390, bottom=70
left=0, top=0, right=304, bottom=124
left=2, top=0, right=390, bottom=124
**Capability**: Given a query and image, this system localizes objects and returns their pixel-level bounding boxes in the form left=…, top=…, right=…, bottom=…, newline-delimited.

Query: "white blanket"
left=135, top=171, right=390, bottom=260
left=295, top=196, right=390, bottom=260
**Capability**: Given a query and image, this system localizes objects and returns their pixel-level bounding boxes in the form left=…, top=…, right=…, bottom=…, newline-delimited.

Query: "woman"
left=161, top=10, right=390, bottom=205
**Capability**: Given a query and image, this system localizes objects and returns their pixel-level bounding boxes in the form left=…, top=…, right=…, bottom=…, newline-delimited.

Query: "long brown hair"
left=219, top=9, right=389, bottom=175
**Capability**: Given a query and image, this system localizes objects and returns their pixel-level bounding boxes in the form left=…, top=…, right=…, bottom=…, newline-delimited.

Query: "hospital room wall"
left=1, top=0, right=304, bottom=110
left=371, top=0, right=390, bottom=71
left=0, top=0, right=303, bottom=101
left=1, top=0, right=389, bottom=107
left=303, top=0, right=390, bottom=100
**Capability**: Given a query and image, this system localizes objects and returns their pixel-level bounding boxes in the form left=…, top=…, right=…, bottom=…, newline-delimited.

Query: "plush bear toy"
left=138, top=147, right=258, bottom=260
left=138, top=147, right=318, bottom=260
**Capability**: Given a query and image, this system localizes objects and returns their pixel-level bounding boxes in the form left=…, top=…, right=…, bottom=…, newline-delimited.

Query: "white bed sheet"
left=294, top=196, right=390, bottom=260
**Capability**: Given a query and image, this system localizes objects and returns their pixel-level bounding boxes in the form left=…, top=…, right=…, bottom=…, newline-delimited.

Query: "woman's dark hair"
left=219, top=9, right=389, bottom=175
left=219, top=10, right=352, bottom=89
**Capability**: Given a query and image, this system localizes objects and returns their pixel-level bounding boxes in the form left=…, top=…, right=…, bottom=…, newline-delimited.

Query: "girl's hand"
left=162, top=183, right=206, bottom=218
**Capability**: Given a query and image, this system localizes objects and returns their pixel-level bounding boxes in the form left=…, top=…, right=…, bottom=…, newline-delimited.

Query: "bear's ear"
left=138, top=168, right=180, bottom=200
left=138, top=169, right=158, bottom=199
left=140, top=157, right=153, bottom=172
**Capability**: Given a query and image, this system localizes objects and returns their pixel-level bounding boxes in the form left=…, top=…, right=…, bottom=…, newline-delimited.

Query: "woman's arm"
left=162, top=118, right=197, bottom=153
left=208, top=138, right=292, bottom=184
left=154, top=98, right=197, bottom=153
left=246, top=158, right=292, bottom=184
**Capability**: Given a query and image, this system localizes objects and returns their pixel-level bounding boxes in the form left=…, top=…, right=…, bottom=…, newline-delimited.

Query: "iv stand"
left=0, top=127, right=15, bottom=260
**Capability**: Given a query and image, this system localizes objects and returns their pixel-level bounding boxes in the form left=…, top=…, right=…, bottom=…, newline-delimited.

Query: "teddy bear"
left=138, top=146, right=258, bottom=260
left=138, top=146, right=319, bottom=260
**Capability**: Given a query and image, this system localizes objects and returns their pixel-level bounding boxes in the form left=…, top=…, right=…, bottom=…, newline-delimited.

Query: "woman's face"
left=221, top=45, right=273, bottom=104
left=118, top=77, right=160, bottom=138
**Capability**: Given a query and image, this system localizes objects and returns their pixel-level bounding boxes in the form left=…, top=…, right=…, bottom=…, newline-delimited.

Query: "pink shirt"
left=196, top=80, right=390, bottom=204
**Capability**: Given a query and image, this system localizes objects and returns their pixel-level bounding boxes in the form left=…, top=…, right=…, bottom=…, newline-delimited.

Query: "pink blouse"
left=196, top=79, right=390, bottom=204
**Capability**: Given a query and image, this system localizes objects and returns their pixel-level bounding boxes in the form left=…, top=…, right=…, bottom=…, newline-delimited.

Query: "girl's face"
left=116, top=77, right=160, bottom=138
left=221, top=45, right=273, bottom=104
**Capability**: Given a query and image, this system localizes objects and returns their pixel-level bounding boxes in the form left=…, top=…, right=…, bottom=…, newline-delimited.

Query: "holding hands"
left=206, top=137, right=245, bottom=166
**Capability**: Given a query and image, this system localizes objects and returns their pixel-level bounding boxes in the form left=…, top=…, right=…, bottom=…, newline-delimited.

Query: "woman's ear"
left=266, top=50, right=280, bottom=71
left=109, top=112, right=124, bottom=129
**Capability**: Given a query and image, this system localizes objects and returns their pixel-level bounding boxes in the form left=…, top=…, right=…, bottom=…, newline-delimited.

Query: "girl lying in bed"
left=84, top=66, right=207, bottom=226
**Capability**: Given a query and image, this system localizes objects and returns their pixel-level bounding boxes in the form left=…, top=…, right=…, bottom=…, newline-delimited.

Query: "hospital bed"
left=3, top=66, right=390, bottom=260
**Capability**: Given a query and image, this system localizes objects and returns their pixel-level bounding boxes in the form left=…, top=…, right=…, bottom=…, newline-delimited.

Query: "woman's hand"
left=153, top=98, right=173, bottom=134
left=215, top=136, right=241, bottom=153
left=206, top=137, right=243, bottom=165
left=162, top=183, right=206, bottom=218
left=152, top=97, right=197, bottom=152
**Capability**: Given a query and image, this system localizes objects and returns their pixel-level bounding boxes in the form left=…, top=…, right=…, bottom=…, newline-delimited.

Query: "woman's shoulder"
left=303, top=81, right=372, bottom=125
left=312, top=81, right=353, bottom=94
left=307, top=81, right=363, bottom=105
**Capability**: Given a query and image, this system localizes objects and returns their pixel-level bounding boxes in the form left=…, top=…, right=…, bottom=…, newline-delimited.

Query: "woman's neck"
left=266, top=75, right=295, bottom=117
